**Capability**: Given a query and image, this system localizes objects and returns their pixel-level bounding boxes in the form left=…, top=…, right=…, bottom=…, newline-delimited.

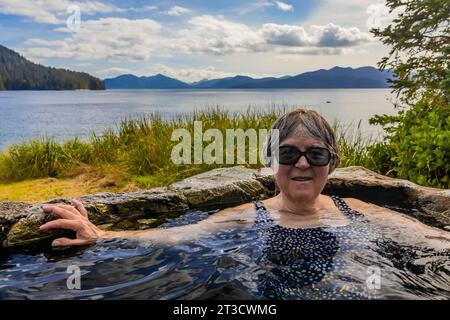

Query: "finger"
left=71, top=199, right=88, bottom=218
left=52, top=237, right=91, bottom=247
left=43, top=206, right=78, bottom=220
left=39, top=219, right=82, bottom=232
left=54, top=204, right=85, bottom=218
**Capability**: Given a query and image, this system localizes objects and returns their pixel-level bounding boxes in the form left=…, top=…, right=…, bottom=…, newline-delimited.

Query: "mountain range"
left=104, top=66, right=392, bottom=89
left=0, top=43, right=392, bottom=91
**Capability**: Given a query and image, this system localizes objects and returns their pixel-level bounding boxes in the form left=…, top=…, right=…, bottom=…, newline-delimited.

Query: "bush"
left=370, top=98, right=450, bottom=188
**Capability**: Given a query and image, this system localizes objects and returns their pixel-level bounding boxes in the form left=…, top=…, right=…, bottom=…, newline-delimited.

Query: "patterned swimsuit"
left=253, top=195, right=363, bottom=299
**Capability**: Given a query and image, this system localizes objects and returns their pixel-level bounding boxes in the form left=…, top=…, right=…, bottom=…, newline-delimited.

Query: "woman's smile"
left=291, top=176, right=313, bottom=182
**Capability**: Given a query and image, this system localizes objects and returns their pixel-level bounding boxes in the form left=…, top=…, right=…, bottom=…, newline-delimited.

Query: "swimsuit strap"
left=254, top=200, right=274, bottom=225
left=329, top=195, right=363, bottom=219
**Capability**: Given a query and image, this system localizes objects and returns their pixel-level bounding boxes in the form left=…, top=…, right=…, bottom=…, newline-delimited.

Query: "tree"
left=0, top=44, right=105, bottom=90
left=369, top=0, right=450, bottom=188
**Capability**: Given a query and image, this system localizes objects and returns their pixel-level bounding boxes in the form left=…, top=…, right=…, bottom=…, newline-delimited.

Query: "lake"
left=0, top=89, right=397, bottom=151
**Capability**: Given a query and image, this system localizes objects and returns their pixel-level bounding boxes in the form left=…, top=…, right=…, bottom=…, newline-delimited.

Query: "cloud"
left=127, top=5, right=158, bottom=13
left=300, top=0, right=396, bottom=33
left=0, top=0, right=159, bottom=24
left=174, top=16, right=372, bottom=55
left=238, top=1, right=293, bottom=15
left=273, top=47, right=344, bottom=55
left=173, top=15, right=264, bottom=55
left=311, top=23, right=373, bottom=47
left=165, top=6, right=191, bottom=16
left=95, top=67, right=131, bottom=79
left=275, top=1, right=293, bottom=12
left=145, top=64, right=238, bottom=82
left=366, top=3, right=392, bottom=30
left=0, top=0, right=123, bottom=24
left=238, top=1, right=274, bottom=15
left=22, top=14, right=374, bottom=63
left=260, top=24, right=310, bottom=46
left=23, top=18, right=162, bottom=61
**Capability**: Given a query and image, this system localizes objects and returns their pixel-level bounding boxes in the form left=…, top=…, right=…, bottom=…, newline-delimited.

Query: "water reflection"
left=0, top=208, right=448, bottom=300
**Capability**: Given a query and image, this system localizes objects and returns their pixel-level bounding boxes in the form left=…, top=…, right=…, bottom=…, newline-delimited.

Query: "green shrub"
left=370, top=98, right=450, bottom=188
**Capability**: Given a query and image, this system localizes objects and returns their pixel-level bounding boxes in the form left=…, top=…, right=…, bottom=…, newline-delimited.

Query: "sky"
left=0, top=0, right=394, bottom=82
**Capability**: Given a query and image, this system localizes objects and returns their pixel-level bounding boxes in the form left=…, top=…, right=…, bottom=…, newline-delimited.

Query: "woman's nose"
left=295, top=155, right=310, bottom=169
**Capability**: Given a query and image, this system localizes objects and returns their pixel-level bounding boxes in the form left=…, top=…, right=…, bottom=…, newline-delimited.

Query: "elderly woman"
left=40, top=109, right=448, bottom=249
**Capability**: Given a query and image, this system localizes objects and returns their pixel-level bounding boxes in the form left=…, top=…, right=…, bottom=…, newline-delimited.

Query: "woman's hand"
left=39, top=199, right=108, bottom=247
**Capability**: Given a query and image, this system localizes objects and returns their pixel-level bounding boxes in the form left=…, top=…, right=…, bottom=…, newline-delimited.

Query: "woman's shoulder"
left=340, top=197, right=373, bottom=211
left=234, top=202, right=256, bottom=210
left=341, top=197, right=411, bottom=217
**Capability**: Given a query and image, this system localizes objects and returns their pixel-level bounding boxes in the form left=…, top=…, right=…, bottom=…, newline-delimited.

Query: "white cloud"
left=165, top=6, right=191, bottom=16
left=238, top=1, right=274, bottom=15
left=173, top=16, right=372, bottom=55
left=145, top=64, right=238, bottom=82
left=22, top=14, right=374, bottom=63
left=366, top=3, right=393, bottom=30
left=0, top=0, right=123, bottom=24
left=24, top=18, right=162, bottom=61
left=311, top=23, right=373, bottom=47
left=95, top=67, right=132, bottom=79
left=275, top=1, right=293, bottom=12
left=127, top=5, right=158, bottom=13
left=301, top=0, right=395, bottom=32
left=173, top=15, right=264, bottom=55
left=238, top=1, right=294, bottom=15
left=260, top=24, right=311, bottom=46
left=0, top=0, right=160, bottom=24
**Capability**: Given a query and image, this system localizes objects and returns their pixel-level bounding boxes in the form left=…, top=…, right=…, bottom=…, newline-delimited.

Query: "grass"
left=0, top=106, right=388, bottom=202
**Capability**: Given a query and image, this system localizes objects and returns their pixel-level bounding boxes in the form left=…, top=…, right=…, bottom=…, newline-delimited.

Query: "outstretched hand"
left=39, top=199, right=107, bottom=247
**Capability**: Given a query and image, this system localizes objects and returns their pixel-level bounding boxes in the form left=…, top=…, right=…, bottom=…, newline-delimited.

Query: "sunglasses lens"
left=277, top=147, right=331, bottom=166
left=278, top=146, right=300, bottom=164
left=307, top=148, right=330, bottom=166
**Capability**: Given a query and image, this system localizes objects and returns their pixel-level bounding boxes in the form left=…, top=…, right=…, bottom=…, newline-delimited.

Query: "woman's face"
left=274, top=132, right=330, bottom=203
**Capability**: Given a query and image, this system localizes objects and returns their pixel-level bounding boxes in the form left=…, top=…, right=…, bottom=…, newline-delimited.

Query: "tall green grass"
left=0, top=107, right=386, bottom=187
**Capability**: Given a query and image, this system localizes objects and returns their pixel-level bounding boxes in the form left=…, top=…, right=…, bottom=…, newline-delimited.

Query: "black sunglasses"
left=277, top=146, right=331, bottom=166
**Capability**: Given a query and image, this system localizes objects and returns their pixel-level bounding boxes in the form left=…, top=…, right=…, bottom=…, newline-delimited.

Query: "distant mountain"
left=104, top=74, right=190, bottom=89
left=0, top=44, right=104, bottom=90
left=104, top=66, right=391, bottom=89
left=191, top=75, right=278, bottom=88
left=238, top=66, right=392, bottom=88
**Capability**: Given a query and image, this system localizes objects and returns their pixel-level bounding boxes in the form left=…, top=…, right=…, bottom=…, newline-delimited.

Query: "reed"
left=0, top=106, right=382, bottom=190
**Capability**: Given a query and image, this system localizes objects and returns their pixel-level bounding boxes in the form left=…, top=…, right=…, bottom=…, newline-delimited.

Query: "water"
left=0, top=89, right=396, bottom=151
left=0, top=208, right=449, bottom=300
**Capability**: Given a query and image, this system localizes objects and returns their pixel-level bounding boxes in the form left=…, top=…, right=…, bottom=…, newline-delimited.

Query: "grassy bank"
left=0, top=107, right=390, bottom=202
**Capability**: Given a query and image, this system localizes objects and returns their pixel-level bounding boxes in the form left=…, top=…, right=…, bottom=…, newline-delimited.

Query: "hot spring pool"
left=0, top=207, right=449, bottom=300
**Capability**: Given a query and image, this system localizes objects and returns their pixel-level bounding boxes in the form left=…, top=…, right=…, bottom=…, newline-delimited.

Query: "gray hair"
left=264, top=109, right=340, bottom=174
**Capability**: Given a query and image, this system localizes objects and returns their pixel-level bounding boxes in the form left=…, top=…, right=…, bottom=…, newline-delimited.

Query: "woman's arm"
left=344, top=197, right=450, bottom=249
left=39, top=199, right=255, bottom=247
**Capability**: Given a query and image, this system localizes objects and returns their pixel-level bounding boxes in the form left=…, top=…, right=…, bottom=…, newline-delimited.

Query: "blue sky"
left=0, top=0, right=392, bottom=82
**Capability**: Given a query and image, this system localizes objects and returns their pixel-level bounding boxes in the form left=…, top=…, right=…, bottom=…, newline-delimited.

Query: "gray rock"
left=3, top=188, right=188, bottom=248
left=415, top=190, right=450, bottom=228
left=169, top=166, right=271, bottom=210
left=324, top=166, right=450, bottom=227
left=0, top=201, right=30, bottom=245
